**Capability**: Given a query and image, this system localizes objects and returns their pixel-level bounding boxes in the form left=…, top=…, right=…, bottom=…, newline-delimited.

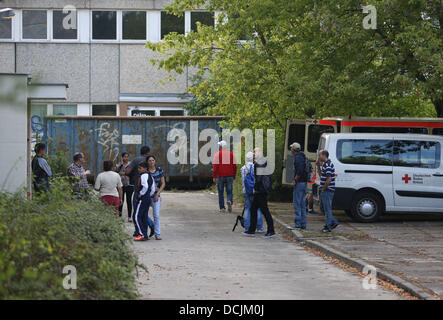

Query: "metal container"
left=45, top=116, right=223, bottom=188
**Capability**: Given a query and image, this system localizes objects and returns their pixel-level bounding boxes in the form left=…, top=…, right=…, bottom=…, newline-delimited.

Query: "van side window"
left=432, top=128, right=443, bottom=136
left=394, top=140, right=441, bottom=168
left=307, top=125, right=334, bottom=153
left=288, top=124, right=305, bottom=151
left=351, top=126, right=428, bottom=134
left=337, top=139, right=393, bottom=166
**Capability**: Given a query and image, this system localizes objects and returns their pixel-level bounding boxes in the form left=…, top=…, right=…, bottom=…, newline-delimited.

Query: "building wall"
left=0, top=74, right=28, bottom=193
left=0, top=0, right=207, bottom=116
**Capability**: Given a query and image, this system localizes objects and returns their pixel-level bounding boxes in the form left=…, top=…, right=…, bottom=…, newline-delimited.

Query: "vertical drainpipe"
left=26, top=98, right=32, bottom=200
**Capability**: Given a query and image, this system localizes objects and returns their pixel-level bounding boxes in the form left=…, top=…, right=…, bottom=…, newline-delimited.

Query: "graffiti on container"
left=31, top=115, right=46, bottom=156
left=95, top=122, right=120, bottom=161
left=155, top=121, right=199, bottom=174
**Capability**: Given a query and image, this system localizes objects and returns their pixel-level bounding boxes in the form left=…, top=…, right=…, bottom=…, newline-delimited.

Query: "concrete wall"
left=16, top=43, right=90, bottom=102
left=120, top=45, right=188, bottom=94
left=0, top=44, right=15, bottom=73
left=0, top=74, right=28, bottom=193
left=1, top=0, right=169, bottom=9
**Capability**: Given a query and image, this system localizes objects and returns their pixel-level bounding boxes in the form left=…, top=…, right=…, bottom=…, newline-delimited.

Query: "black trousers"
left=119, top=185, right=134, bottom=217
left=247, top=193, right=274, bottom=234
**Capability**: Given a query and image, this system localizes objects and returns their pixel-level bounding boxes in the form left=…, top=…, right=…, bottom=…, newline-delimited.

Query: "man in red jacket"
left=213, top=140, right=237, bottom=212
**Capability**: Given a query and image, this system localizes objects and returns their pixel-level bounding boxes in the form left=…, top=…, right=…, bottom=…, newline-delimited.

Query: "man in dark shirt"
left=242, top=148, right=275, bottom=238
left=290, top=142, right=308, bottom=229
left=125, top=146, right=155, bottom=236
left=31, top=143, right=52, bottom=194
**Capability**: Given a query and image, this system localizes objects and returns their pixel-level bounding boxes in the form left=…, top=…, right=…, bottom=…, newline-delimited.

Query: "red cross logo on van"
left=402, top=174, right=412, bottom=184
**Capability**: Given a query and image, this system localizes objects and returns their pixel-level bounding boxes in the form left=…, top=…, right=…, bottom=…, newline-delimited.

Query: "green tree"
left=147, top=0, right=441, bottom=125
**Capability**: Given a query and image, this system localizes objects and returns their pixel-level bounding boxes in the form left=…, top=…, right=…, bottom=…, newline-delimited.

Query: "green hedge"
left=0, top=179, right=142, bottom=299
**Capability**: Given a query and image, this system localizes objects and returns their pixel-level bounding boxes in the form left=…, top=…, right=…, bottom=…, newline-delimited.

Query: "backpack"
left=244, top=164, right=255, bottom=195
left=304, top=155, right=314, bottom=183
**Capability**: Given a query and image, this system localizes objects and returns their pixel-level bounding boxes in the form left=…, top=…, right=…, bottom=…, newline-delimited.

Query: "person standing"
left=240, top=151, right=264, bottom=233
left=316, top=149, right=339, bottom=233
left=94, top=160, right=123, bottom=215
left=147, top=155, right=166, bottom=240
left=31, top=143, right=52, bottom=195
left=117, top=152, right=134, bottom=222
left=133, top=162, right=155, bottom=241
left=67, top=152, right=90, bottom=199
left=289, top=142, right=308, bottom=229
left=125, top=146, right=155, bottom=236
left=212, top=140, right=237, bottom=213
left=243, top=148, right=275, bottom=238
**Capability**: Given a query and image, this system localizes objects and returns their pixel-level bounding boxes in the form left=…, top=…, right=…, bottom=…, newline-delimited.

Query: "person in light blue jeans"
left=289, top=142, right=308, bottom=229
left=217, top=176, right=234, bottom=210
left=147, top=155, right=166, bottom=240
left=293, top=182, right=307, bottom=228
left=320, top=190, right=338, bottom=229
left=241, top=152, right=264, bottom=232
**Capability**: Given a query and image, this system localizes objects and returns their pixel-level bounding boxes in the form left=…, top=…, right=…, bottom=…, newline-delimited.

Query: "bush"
left=0, top=179, right=143, bottom=299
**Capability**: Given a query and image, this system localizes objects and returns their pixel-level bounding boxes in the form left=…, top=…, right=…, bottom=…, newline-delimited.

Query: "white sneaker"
left=219, top=208, right=226, bottom=213
left=227, top=201, right=232, bottom=213
left=256, top=228, right=265, bottom=233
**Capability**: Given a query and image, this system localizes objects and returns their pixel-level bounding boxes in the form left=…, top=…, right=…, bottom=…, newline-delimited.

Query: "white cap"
left=246, top=151, right=254, bottom=162
left=218, top=140, right=227, bottom=148
left=289, top=142, right=301, bottom=151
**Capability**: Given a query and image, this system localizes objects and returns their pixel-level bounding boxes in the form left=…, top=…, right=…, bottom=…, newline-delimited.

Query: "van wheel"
left=351, top=192, right=383, bottom=222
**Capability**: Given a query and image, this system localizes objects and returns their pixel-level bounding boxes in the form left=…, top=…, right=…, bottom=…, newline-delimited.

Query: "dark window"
left=122, top=11, right=146, bottom=40
left=160, top=110, right=184, bottom=116
left=229, top=13, right=253, bottom=40
left=23, top=10, right=47, bottom=39
left=307, top=125, right=334, bottom=153
left=432, top=128, right=443, bottom=136
left=161, top=11, right=184, bottom=39
left=191, top=12, right=214, bottom=32
left=131, top=110, right=155, bottom=116
left=92, top=105, right=116, bottom=116
left=92, top=11, right=116, bottom=40
left=287, top=123, right=305, bottom=151
left=53, top=10, right=77, bottom=39
left=0, top=18, right=12, bottom=39
left=337, top=139, right=393, bottom=166
left=394, top=140, right=440, bottom=168
left=351, top=126, right=428, bottom=134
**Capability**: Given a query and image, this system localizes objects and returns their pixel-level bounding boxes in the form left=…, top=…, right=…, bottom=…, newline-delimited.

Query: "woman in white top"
left=94, top=160, right=123, bottom=215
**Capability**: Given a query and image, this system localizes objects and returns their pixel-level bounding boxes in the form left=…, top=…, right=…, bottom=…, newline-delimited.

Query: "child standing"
left=133, top=162, right=155, bottom=241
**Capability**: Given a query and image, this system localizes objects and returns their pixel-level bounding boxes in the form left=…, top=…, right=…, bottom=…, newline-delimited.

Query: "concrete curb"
left=273, top=216, right=437, bottom=300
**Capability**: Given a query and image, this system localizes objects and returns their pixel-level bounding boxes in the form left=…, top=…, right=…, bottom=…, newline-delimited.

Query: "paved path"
left=128, top=192, right=402, bottom=300
left=270, top=202, right=443, bottom=298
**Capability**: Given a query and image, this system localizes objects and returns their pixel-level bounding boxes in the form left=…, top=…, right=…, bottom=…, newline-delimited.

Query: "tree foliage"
left=147, top=0, right=441, bottom=129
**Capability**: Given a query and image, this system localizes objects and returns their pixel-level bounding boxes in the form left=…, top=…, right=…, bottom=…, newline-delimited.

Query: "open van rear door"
left=282, top=119, right=306, bottom=185
left=282, top=118, right=338, bottom=185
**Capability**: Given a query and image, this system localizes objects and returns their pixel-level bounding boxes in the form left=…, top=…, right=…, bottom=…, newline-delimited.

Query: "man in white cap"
left=240, top=152, right=264, bottom=232
left=213, top=140, right=237, bottom=212
left=289, top=142, right=308, bottom=229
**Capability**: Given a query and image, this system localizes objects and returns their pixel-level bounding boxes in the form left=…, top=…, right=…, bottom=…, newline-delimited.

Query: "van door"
left=282, top=119, right=306, bottom=185
left=393, top=138, right=443, bottom=211
left=305, top=119, right=337, bottom=161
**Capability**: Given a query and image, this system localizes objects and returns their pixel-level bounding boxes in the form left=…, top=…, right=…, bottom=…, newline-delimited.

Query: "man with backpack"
left=241, top=152, right=264, bottom=233
left=290, top=142, right=310, bottom=230
left=242, top=148, right=275, bottom=238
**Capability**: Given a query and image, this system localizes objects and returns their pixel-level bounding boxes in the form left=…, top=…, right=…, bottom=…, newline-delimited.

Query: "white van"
left=314, top=133, right=443, bottom=222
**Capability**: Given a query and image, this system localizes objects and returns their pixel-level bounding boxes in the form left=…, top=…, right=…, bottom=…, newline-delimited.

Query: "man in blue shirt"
left=290, top=142, right=308, bottom=229
left=316, top=149, right=339, bottom=233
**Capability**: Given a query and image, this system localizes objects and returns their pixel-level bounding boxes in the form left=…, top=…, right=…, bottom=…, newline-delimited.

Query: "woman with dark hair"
left=116, top=152, right=134, bottom=222
left=147, top=155, right=166, bottom=240
left=94, top=160, right=123, bottom=215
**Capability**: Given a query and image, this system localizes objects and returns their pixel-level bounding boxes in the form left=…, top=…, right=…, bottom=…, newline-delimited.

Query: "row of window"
left=31, top=104, right=185, bottom=117
left=337, top=139, right=441, bottom=169
left=0, top=10, right=214, bottom=41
